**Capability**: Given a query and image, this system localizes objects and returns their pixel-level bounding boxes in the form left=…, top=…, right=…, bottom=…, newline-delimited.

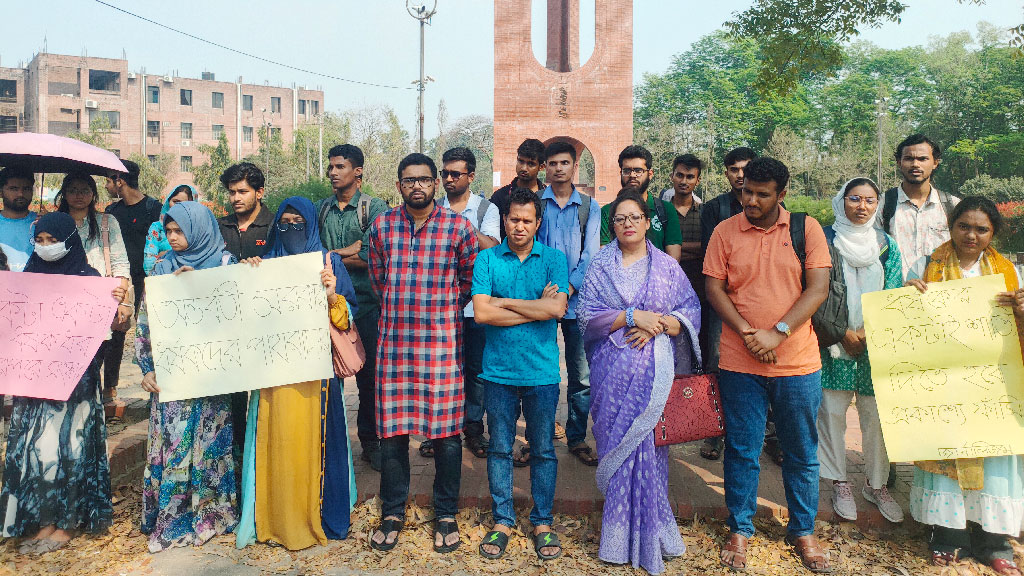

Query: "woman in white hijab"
left=817, top=177, right=906, bottom=525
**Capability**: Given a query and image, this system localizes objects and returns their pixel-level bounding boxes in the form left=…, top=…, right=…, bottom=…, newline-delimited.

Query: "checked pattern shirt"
left=368, top=203, right=479, bottom=439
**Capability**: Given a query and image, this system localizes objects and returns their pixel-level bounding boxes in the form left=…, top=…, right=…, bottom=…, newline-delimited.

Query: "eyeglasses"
left=612, top=213, right=646, bottom=226
left=399, top=176, right=436, bottom=189
left=276, top=221, right=306, bottom=232
left=440, top=169, right=469, bottom=180
left=620, top=167, right=647, bottom=176
left=845, top=195, right=878, bottom=206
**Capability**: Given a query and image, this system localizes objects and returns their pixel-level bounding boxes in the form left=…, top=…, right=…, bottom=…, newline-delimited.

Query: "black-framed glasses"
left=440, top=169, right=470, bottom=180
left=620, top=167, right=647, bottom=176
left=400, top=176, right=436, bottom=189
left=612, top=213, right=646, bottom=226
left=276, top=221, right=306, bottom=232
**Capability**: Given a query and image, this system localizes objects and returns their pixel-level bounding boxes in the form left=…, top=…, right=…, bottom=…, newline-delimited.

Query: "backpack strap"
left=718, top=194, right=732, bottom=223
left=357, top=193, right=373, bottom=232
left=317, top=197, right=333, bottom=234
left=881, top=187, right=899, bottom=234
left=476, top=194, right=492, bottom=231
left=822, top=224, right=836, bottom=246
left=877, top=228, right=890, bottom=265
left=577, top=193, right=591, bottom=250
left=789, top=212, right=808, bottom=288
left=100, top=213, right=113, bottom=277
left=652, top=195, right=667, bottom=228
left=937, top=189, right=955, bottom=219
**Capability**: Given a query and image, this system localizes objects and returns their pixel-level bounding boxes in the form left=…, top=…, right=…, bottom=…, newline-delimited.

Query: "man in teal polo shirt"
left=472, top=188, right=569, bottom=561
left=599, top=145, right=682, bottom=261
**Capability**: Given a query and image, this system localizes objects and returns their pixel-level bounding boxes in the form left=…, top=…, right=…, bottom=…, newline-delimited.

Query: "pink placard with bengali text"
left=0, top=270, right=119, bottom=401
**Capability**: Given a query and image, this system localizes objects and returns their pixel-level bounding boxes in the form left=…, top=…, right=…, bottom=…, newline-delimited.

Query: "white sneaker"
left=862, top=484, right=905, bottom=523
left=831, top=481, right=857, bottom=521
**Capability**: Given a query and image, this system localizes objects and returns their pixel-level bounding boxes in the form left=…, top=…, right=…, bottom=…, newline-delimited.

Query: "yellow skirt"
left=253, top=380, right=327, bottom=549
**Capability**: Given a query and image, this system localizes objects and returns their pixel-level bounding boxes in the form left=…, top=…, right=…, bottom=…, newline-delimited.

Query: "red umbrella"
left=0, top=132, right=128, bottom=176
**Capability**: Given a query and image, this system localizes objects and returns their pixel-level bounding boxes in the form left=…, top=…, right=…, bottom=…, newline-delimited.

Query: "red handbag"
left=325, top=253, right=366, bottom=378
left=654, top=337, right=724, bottom=446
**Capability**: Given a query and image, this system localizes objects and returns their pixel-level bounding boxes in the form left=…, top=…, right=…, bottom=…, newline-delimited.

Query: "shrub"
left=783, top=194, right=835, bottom=227
left=958, top=175, right=1024, bottom=203
left=996, top=201, right=1024, bottom=254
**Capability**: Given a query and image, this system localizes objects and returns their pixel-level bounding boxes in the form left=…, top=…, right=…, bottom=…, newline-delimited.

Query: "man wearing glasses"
left=367, top=153, right=478, bottom=553
left=599, top=145, right=682, bottom=262
left=430, top=147, right=500, bottom=461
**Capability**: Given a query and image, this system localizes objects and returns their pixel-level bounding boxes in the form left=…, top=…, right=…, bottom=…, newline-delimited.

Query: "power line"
left=93, top=0, right=415, bottom=91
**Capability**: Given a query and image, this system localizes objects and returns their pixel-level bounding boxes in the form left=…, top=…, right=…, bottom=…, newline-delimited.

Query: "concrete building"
left=493, top=0, right=633, bottom=204
left=1, top=52, right=324, bottom=188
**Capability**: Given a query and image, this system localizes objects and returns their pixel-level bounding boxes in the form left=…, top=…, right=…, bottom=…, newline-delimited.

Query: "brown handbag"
left=654, top=336, right=724, bottom=447
left=325, top=253, right=366, bottom=378
left=101, top=214, right=133, bottom=333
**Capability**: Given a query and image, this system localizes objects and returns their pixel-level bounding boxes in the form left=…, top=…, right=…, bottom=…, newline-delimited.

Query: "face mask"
left=35, top=241, right=71, bottom=262
left=280, top=228, right=306, bottom=254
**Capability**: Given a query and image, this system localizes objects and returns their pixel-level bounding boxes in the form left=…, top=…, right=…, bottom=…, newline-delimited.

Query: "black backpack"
left=790, top=213, right=849, bottom=349
left=880, top=187, right=955, bottom=234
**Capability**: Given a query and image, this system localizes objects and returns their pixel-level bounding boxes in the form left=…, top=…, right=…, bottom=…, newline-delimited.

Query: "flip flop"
left=370, top=518, right=403, bottom=552
left=433, top=518, right=461, bottom=554
left=533, top=531, right=563, bottom=561
left=569, top=443, right=599, bottom=466
left=31, top=538, right=71, bottom=555
left=478, top=530, right=510, bottom=559
left=464, top=435, right=489, bottom=459
left=512, top=444, right=531, bottom=467
left=418, top=440, right=434, bottom=458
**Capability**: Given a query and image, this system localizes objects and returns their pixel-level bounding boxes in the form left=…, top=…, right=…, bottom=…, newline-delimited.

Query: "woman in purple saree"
left=578, top=191, right=701, bottom=574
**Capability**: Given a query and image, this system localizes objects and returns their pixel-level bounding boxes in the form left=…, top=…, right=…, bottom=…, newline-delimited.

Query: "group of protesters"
left=0, top=131, right=1021, bottom=575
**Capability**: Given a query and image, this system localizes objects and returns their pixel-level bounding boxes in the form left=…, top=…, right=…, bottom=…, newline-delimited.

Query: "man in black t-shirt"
left=491, top=139, right=545, bottom=239
left=104, top=159, right=162, bottom=398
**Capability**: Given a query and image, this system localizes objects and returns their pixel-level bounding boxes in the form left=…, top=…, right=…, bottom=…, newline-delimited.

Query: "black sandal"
left=569, top=443, right=599, bottom=466
left=478, top=530, right=510, bottom=559
left=370, top=517, right=403, bottom=551
left=433, top=518, right=461, bottom=553
left=533, top=531, right=563, bottom=560
left=418, top=439, right=434, bottom=458
left=512, top=444, right=531, bottom=467
left=465, top=435, right=489, bottom=459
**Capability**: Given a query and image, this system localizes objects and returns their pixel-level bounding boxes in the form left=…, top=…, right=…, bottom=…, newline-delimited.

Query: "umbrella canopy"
left=0, top=132, right=128, bottom=176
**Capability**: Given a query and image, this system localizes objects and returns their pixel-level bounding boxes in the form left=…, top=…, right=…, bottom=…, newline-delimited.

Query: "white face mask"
left=34, top=241, right=71, bottom=262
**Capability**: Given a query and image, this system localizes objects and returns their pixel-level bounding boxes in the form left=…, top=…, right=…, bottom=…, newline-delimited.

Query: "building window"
left=0, top=116, right=17, bottom=133
left=147, top=120, right=160, bottom=141
left=147, top=86, right=159, bottom=104
left=181, top=122, right=192, bottom=140
left=311, top=100, right=319, bottom=115
left=298, top=99, right=306, bottom=115
left=147, top=155, right=158, bottom=163
left=0, top=80, right=16, bottom=102
left=88, top=109, right=120, bottom=130
left=212, top=91, right=224, bottom=109
left=88, top=70, right=121, bottom=92
left=180, top=156, right=193, bottom=172
left=48, top=121, right=79, bottom=136
left=271, top=96, right=281, bottom=113
left=212, top=124, right=224, bottom=139
left=180, top=89, right=192, bottom=106
left=242, top=94, right=253, bottom=111
left=243, top=126, right=253, bottom=143
left=270, top=127, right=281, bottom=140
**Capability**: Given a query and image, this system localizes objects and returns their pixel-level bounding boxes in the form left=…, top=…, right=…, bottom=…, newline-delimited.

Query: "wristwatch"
left=774, top=321, right=791, bottom=338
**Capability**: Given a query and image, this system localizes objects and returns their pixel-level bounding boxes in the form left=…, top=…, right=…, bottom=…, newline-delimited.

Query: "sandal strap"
left=483, top=530, right=509, bottom=546
left=435, top=519, right=458, bottom=535
left=992, top=559, right=1022, bottom=575
left=534, top=531, right=561, bottom=548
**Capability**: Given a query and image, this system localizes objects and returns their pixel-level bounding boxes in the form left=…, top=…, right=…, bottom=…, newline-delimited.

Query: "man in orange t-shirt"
left=703, top=157, right=833, bottom=573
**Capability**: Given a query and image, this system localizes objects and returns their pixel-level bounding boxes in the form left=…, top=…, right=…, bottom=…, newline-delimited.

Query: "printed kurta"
left=368, top=203, right=478, bottom=439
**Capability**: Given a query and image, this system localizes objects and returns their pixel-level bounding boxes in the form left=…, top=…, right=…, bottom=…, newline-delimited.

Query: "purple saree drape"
left=577, top=240, right=701, bottom=575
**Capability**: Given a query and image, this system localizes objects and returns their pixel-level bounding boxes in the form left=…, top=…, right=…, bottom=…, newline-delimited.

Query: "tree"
left=129, top=153, right=175, bottom=199
left=191, top=132, right=234, bottom=205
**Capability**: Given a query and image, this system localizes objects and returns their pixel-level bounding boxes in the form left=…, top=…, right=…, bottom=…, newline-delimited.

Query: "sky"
left=1, top=0, right=1021, bottom=138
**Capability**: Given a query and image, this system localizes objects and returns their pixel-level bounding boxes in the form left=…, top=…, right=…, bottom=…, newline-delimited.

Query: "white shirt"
left=440, top=193, right=500, bottom=317
left=880, top=185, right=960, bottom=281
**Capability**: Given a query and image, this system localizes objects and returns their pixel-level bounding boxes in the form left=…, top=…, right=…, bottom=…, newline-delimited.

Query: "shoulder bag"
left=325, top=252, right=366, bottom=378
left=654, top=330, right=725, bottom=446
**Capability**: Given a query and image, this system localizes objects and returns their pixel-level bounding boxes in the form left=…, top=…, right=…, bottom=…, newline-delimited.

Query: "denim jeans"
left=719, top=370, right=822, bottom=538
left=379, top=434, right=461, bottom=520
left=485, top=380, right=559, bottom=528
left=354, top=311, right=380, bottom=447
left=463, top=318, right=486, bottom=438
left=560, top=319, right=591, bottom=446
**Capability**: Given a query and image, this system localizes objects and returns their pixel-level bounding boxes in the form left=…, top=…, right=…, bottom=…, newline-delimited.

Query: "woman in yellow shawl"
left=905, top=196, right=1024, bottom=575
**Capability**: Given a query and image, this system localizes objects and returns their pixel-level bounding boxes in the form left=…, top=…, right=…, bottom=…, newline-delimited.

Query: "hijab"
left=160, top=185, right=198, bottom=220
left=263, top=196, right=325, bottom=258
left=24, top=212, right=100, bottom=277
left=829, top=179, right=885, bottom=358
left=151, top=201, right=234, bottom=276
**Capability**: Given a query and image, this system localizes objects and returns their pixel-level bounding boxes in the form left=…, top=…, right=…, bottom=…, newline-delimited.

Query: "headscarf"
left=23, top=212, right=100, bottom=277
left=144, top=185, right=199, bottom=275
left=828, top=179, right=885, bottom=360
left=263, top=196, right=325, bottom=258
left=151, top=201, right=234, bottom=276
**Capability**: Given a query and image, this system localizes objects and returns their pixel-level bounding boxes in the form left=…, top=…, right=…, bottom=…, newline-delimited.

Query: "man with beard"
left=879, top=134, right=958, bottom=280
left=599, top=145, right=681, bottom=262
left=0, top=167, right=37, bottom=272
left=317, top=144, right=390, bottom=471
left=367, top=153, right=478, bottom=553
left=491, top=139, right=546, bottom=240
left=218, top=162, right=273, bottom=261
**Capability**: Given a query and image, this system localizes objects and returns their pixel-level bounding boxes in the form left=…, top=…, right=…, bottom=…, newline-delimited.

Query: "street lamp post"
left=875, top=97, right=889, bottom=187
left=407, top=1, right=437, bottom=153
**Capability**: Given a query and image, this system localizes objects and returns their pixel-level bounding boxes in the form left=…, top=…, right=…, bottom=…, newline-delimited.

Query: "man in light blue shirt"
left=535, top=140, right=601, bottom=466
left=0, top=167, right=38, bottom=272
left=438, top=147, right=500, bottom=459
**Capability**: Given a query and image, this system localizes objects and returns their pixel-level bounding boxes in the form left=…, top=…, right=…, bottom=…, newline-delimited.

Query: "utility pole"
left=875, top=96, right=889, bottom=186
left=318, top=113, right=324, bottom=179
left=407, top=1, right=437, bottom=153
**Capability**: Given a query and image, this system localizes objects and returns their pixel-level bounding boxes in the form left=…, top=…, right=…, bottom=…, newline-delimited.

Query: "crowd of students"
left=0, top=132, right=1021, bottom=575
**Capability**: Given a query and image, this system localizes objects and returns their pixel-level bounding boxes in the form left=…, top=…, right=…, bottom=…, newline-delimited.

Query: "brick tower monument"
left=493, top=0, right=633, bottom=204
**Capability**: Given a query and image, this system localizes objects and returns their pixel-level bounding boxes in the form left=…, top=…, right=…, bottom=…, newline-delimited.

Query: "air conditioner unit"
left=181, top=139, right=191, bottom=147
left=127, top=72, right=137, bottom=79
left=84, top=100, right=99, bottom=109
left=162, top=75, right=173, bottom=83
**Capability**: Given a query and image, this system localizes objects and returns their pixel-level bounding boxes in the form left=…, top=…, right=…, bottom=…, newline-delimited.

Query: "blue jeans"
left=485, top=380, right=559, bottom=528
left=560, top=319, right=591, bottom=446
left=463, top=318, right=486, bottom=438
left=719, top=370, right=822, bottom=538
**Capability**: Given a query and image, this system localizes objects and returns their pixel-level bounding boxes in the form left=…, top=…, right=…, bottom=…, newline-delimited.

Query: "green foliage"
left=264, top=179, right=332, bottom=213
left=68, top=116, right=114, bottom=150
left=129, top=153, right=175, bottom=199
left=192, top=132, right=234, bottom=205
left=958, top=175, right=1024, bottom=203
left=426, top=104, right=494, bottom=198
left=783, top=195, right=836, bottom=227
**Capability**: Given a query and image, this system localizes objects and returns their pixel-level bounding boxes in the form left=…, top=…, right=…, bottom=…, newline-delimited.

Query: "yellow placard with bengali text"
left=862, top=274, right=1024, bottom=462
left=144, top=252, right=333, bottom=402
